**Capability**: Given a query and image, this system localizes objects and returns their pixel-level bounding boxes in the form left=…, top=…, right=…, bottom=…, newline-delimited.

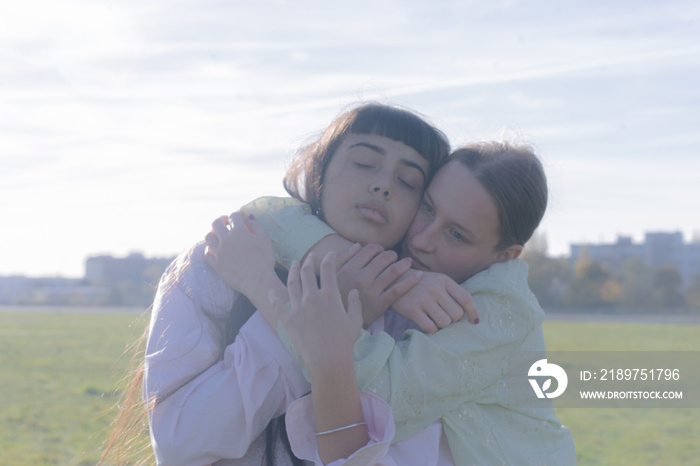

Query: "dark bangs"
left=347, top=105, right=450, bottom=178
left=283, top=103, right=450, bottom=217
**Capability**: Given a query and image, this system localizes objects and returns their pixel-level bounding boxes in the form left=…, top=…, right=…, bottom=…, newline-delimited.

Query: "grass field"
left=543, top=321, right=700, bottom=466
left=0, top=311, right=148, bottom=465
left=0, top=310, right=698, bottom=465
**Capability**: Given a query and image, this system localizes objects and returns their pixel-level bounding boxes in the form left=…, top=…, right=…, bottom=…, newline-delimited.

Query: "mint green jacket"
left=244, top=197, right=576, bottom=466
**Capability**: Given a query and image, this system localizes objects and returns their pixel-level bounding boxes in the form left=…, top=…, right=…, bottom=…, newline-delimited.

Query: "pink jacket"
left=144, top=242, right=453, bottom=465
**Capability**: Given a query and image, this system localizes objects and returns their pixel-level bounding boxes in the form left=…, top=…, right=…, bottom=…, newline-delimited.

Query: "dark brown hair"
left=101, top=102, right=449, bottom=465
left=284, top=102, right=450, bottom=217
left=448, top=141, right=548, bottom=250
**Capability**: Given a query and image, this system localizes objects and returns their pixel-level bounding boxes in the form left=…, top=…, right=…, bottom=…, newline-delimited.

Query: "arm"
left=240, top=196, right=337, bottom=268
left=206, top=207, right=425, bottom=330
left=271, top=253, right=368, bottom=463
left=389, top=271, right=478, bottom=332
left=204, top=212, right=288, bottom=329
left=236, top=196, right=478, bottom=329
left=145, top=200, right=346, bottom=465
left=144, top=243, right=310, bottom=465
left=278, top=259, right=544, bottom=441
left=285, top=392, right=399, bottom=466
left=205, top=213, right=382, bottom=462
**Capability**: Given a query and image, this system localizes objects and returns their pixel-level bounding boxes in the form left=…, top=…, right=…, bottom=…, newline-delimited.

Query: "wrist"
left=247, top=273, right=286, bottom=315
left=304, top=234, right=354, bottom=273
left=307, top=353, right=355, bottom=382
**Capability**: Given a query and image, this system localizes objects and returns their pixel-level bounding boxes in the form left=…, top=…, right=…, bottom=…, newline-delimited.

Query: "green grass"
left=543, top=320, right=699, bottom=351
left=543, top=321, right=700, bottom=466
left=0, top=311, right=147, bottom=465
left=0, top=311, right=698, bottom=465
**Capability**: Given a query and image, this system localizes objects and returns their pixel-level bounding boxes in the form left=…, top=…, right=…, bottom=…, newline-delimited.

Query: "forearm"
left=241, top=196, right=336, bottom=268
left=303, top=233, right=354, bottom=272
left=146, top=245, right=309, bottom=464
left=242, top=269, right=289, bottom=330
left=148, top=311, right=310, bottom=464
left=279, top=297, right=535, bottom=441
left=285, top=391, right=397, bottom=466
left=308, top=359, right=369, bottom=463
left=241, top=198, right=420, bottom=328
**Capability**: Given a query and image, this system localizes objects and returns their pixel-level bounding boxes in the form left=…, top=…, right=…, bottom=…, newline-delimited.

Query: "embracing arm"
left=285, top=392, right=399, bottom=466
left=240, top=197, right=337, bottom=268
left=236, top=196, right=478, bottom=329
left=272, top=254, right=369, bottom=463
left=144, top=244, right=310, bottom=465
left=144, top=200, right=341, bottom=465
left=279, top=260, right=543, bottom=441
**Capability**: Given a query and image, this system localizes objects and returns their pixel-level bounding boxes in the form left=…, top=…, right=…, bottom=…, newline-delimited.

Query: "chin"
left=356, top=229, right=396, bottom=249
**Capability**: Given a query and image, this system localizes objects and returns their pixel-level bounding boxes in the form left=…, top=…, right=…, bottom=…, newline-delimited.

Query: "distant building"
left=570, top=232, right=700, bottom=288
left=0, top=275, right=90, bottom=305
left=85, top=252, right=173, bottom=286
left=0, top=276, right=33, bottom=304
left=0, top=252, right=175, bottom=306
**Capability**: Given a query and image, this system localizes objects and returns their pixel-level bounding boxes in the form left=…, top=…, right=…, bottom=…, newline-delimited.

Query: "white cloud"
left=1, top=0, right=698, bottom=276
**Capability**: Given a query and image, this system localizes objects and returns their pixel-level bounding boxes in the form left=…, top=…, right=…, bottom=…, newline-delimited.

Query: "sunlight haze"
left=2, top=0, right=698, bottom=277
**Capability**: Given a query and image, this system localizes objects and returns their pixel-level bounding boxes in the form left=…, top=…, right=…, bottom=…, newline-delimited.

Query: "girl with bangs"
left=102, top=103, right=478, bottom=465
left=207, top=142, right=576, bottom=465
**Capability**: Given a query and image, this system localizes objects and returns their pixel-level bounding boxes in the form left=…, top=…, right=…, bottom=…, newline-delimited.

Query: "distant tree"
left=523, top=231, right=549, bottom=258
left=653, top=265, right=684, bottom=309
left=599, top=277, right=622, bottom=305
left=107, top=280, right=154, bottom=307
left=619, top=257, right=654, bottom=309
left=565, top=256, right=615, bottom=307
left=522, top=235, right=570, bottom=308
left=142, top=264, right=165, bottom=289
left=685, top=274, right=700, bottom=309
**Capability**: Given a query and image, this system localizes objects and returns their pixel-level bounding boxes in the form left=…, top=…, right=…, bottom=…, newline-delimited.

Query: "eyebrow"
left=348, top=142, right=427, bottom=181
left=424, top=191, right=480, bottom=242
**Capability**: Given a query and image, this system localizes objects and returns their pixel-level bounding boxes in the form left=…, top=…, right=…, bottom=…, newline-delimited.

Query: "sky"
left=1, top=0, right=699, bottom=278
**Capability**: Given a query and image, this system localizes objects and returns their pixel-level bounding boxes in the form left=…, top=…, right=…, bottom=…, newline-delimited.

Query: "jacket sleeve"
left=241, top=196, right=336, bottom=268
left=278, top=260, right=545, bottom=441
left=286, top=392, right=399, bottom=466
left=144, top=242, right=310, bottom=466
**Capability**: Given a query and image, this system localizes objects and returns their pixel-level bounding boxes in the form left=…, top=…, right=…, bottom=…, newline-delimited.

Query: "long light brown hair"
left=100, top=102, right=450, bottom=465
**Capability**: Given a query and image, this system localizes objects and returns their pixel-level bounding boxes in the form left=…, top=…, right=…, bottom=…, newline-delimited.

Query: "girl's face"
left=400, top=160, right=521, bottom=283
left=321, top=133, right=430, bottom=248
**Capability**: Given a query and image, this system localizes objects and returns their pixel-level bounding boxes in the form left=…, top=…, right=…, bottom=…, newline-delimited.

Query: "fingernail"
left=248, top=214, right=255, bottom=220
left=473, top=317, right=480, bottom=325
left=349, top=242, right=361, bottom=252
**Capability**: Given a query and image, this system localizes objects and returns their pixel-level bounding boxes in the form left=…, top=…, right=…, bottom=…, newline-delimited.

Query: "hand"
left=335, top=244, right=422, bottom=327
left=392, top=271, right=479, bottom=333
left=204, top=211, right=277, bottom=297
left=270, top=252, right=363, bottom=373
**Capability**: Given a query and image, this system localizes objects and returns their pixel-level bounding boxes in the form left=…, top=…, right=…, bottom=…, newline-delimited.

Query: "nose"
left=410, top=221, right=436, bottom=253
left=370, top=180, right=391, bottom=198
left=372, top=185, right=390, bottom=197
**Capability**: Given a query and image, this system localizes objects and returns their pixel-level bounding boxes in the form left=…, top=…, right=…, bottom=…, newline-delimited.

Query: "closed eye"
left=398, top=178, right=416, bottom=190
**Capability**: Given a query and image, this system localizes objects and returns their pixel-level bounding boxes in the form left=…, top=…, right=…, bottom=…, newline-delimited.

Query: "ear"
left=494, top=244, right=522, bottom=263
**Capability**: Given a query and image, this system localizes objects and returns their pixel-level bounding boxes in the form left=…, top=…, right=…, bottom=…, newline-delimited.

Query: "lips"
left=357, top=201, right=389, bottom=224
